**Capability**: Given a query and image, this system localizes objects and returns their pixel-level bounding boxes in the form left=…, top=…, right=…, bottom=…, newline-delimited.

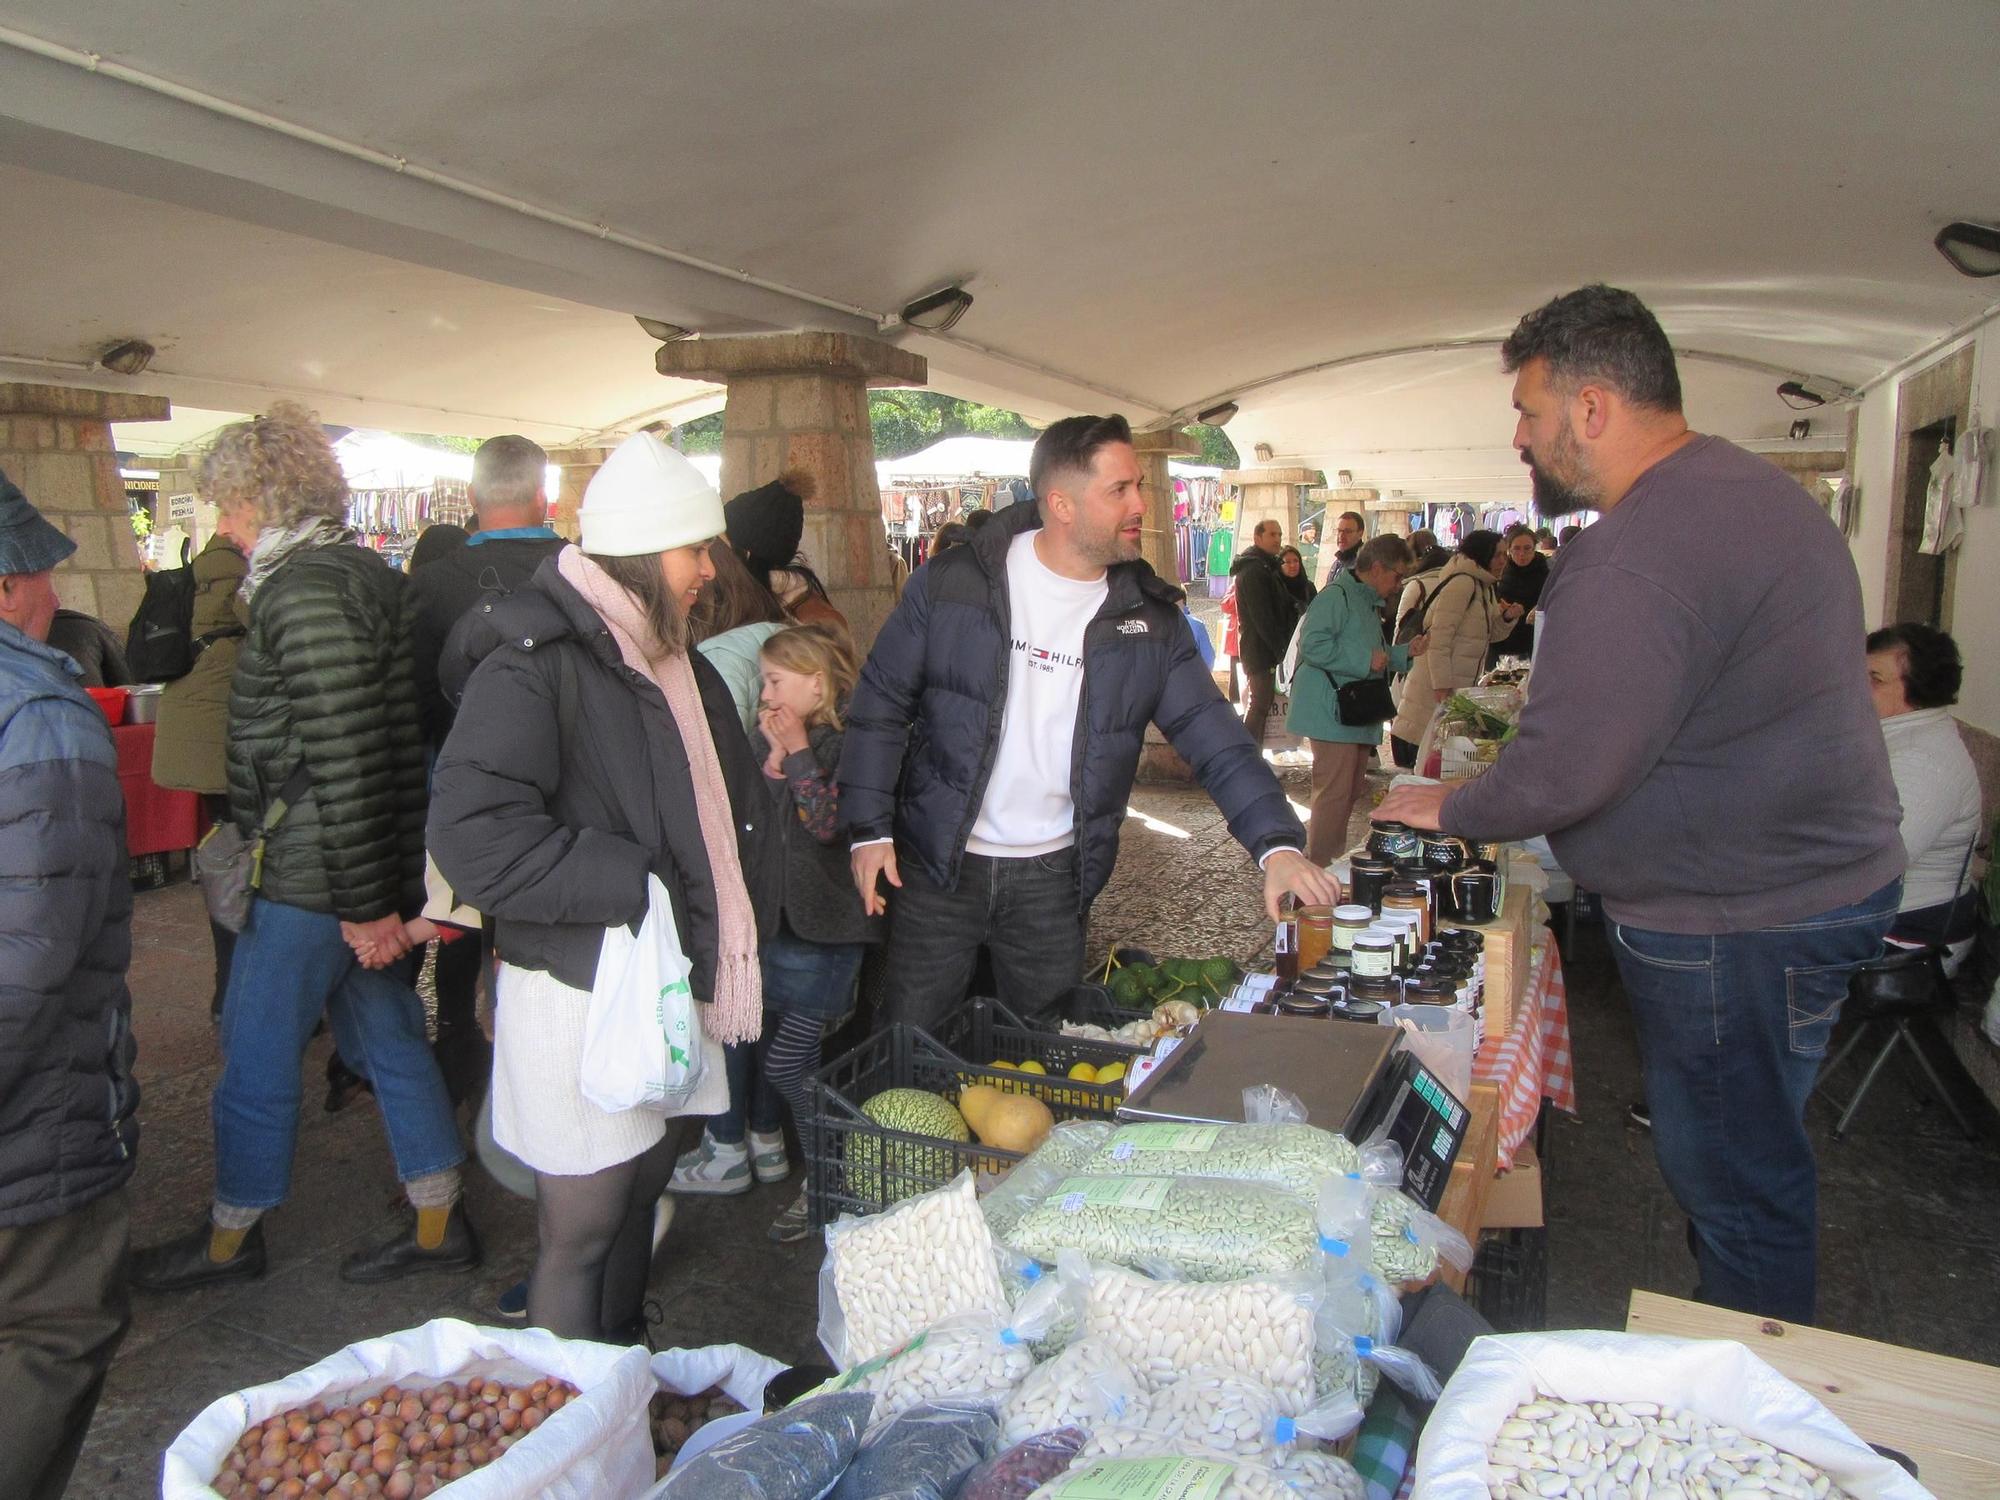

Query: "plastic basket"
left=807, top=1004, right=1135, bottom=1226
left=1465, top=1225, right=1549, bottom=1331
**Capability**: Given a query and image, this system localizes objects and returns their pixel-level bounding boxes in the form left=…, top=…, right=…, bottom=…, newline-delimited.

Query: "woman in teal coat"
left=1286, top=534, right=1424, bottom=863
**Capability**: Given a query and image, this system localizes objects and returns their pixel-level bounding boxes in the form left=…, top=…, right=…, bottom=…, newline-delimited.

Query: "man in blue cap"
left=0, top=468, right=139, bottom=1500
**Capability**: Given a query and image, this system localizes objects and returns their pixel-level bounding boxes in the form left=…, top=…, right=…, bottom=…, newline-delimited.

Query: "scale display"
left=1370, top=1050, right=1470, bottom=1210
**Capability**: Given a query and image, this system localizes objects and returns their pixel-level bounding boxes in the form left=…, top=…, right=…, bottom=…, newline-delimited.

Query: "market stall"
left=159, top=805, right=1952, bottom=1500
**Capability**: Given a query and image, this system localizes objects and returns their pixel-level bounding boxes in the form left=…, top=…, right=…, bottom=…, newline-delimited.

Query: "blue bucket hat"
left=0, top=468, right=77, bottom=576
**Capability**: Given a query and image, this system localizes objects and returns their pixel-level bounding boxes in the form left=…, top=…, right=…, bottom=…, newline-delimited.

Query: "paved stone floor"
left=72, top=783, right=2000, bottom=1495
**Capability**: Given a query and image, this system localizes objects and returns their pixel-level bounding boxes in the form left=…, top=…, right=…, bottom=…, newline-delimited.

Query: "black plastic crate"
left=1466, top=1225, right=1549, bottom=1331
left=807, top=1004, right=1136, bottom=1226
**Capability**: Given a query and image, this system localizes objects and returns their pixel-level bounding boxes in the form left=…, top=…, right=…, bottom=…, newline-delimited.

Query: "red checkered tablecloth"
left=1472, top=931, right=1576, bottom=1169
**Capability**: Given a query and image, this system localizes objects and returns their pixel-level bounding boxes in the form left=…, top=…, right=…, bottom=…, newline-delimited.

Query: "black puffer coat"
left=226, top=543, right=428, bottom=923
left=1229, top=546, right=1293, bottom=672
left=840, top=503, right=1304, bottom=908
left=428, top=556, right=780, bottom=998
left=0, top=628, right=137, bottom=1228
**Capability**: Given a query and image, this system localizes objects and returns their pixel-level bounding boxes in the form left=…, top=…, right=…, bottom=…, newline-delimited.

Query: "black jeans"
left=879, top=848, right=1087, bottom=1033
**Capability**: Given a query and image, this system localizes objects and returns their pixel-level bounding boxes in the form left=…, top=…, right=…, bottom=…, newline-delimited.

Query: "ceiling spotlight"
left=1196, top=401, right=1239, bottom=427
left=1252, top=442, right=1276, bottom=462
left=1776, top=375, right=1858, bottom=410
left=1788, top=418, right=1813, bottom=441
left=1934, top=220, right=2000, bottom=277
left=97, top=338, right=156, bottom=375
left=634, top=316, right=693, bottom=342
left=898, top=285, right=974, bottom=333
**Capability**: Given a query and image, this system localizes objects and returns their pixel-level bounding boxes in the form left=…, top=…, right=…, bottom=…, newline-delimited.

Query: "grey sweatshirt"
left=1441, top=435, right=1904, bottom=934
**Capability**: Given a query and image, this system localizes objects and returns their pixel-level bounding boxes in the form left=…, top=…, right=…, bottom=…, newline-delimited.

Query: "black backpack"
left=1393, top=573, right=1435, bottom=645
left=125, top=538, right=201, bottom=683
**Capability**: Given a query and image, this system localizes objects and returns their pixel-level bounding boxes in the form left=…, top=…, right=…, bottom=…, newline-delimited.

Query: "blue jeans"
left=878, top=848, right=1088, bottom=1033
left=1610, top=879, right=1899, bottom=1322
left=712, top=927, right=867, bottom=1145
left=213, top=899, right=465, bottom=1210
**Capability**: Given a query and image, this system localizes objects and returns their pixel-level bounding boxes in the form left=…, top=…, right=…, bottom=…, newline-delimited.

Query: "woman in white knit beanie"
left=428, top=433, right=779, bottom=1342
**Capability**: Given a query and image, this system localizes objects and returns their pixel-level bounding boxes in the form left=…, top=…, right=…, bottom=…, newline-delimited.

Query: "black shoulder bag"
left=1319, top=586, right=1397, bottom=725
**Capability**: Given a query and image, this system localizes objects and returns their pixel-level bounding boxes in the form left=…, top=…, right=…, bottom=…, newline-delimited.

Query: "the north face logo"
left=1116, top=620, right=1149, bottom=635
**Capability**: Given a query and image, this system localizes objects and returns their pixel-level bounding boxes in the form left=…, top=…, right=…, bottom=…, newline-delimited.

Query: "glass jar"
left=1331, top=904, right=1374, bottom=952
left=1347, top=857, right=1395, bottom=913
left=1406, top=975, right=1458, bottom=1006
left=1345, top=975, right=1403, bottom=1009
left=1275, top=902, right=1300, bottom=988
left=1367, top=820, right=1422, bottom=863
left=1381, top=881, right=1432, bottom=945
left=1278, top=994, right=1331, bottom=1018
left=1298, top=905, right=1334, bottom=970
left=1350, top=933, right=1397, bottom=979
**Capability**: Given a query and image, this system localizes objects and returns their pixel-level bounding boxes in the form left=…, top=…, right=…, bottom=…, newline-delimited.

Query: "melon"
left=843, top=1088, right=971, bottom=1204
left=973, top=1092, right=1055, bottom=1155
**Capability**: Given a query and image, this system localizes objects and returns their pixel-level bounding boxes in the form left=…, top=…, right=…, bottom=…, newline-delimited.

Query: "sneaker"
left=494, top=1278, right=529, bottom=1322
left=668, top=1132, right=751, bottom=1196
left=1627, top=1099, right=1651, bottom=1130
left=748, top=1129, right=791, bottom=1185
left=768, top=1189, right=814, bottom=1243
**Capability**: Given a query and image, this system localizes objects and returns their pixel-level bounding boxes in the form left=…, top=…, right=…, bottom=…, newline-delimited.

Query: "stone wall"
left=0, top=383, right=167, bottom=630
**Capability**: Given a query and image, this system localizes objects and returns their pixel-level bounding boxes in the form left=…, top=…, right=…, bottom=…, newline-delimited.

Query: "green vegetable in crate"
left=1119, top=962, right=1157, bottom=995
left=1107, top=967, right=1148, bottom=1005
left=845, top=1088, right=971, bottom=1203
left=1199, top=956, right=1237, bottom=993
left=1161, top=957, right=1200, bottom=988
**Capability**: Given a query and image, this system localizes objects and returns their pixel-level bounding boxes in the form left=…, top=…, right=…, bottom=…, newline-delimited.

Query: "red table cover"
left=111, top=722, right=204, bottom=857
left=1472, top=931, right=1577, bottom=1170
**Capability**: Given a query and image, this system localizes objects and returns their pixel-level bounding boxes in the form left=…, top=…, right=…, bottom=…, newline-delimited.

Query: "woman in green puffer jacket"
left=1286, top=533, right=1425, bottom=865
left=130, top=404, right=475, bottom=1299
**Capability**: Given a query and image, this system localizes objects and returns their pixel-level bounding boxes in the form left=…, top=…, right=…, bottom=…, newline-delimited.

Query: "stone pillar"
left=0, top=383, right=168, bottom=627
left=1363, top=495, right=1421, bottom=540
left=1305, top=484, right=1382, bottom=583
left=1221, top=466, right=1322, bottom=557
left=1130, top=426, right=1201, bottom=581
left=546, top=445, right=611, bottom=542
left=655, top=332, right=926, bottom=647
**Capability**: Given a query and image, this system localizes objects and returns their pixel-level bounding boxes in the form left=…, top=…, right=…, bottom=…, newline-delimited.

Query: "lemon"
left=1016, top=1059, right=1047, bottom=1076
left=989, top=1059, right=1016, bottom=1070
left=1095, top=1061, right=1127, bottom=1085
left=1066, top=1062, right=1099, bottom=1083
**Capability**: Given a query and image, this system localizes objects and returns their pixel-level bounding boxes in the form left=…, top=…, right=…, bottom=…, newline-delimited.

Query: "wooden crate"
left=1446, top=882, right=1534, bottom=1041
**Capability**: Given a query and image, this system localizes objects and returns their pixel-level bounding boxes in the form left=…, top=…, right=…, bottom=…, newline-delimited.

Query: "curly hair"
left=197, top=401, right=348, bottom=530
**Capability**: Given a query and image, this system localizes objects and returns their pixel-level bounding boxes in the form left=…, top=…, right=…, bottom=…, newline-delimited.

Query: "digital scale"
left=1116, top=1010, right=1471, bottom=1210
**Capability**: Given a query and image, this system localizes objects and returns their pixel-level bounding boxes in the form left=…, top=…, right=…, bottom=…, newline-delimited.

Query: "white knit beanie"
left=578, top=433, right=724, bottom=556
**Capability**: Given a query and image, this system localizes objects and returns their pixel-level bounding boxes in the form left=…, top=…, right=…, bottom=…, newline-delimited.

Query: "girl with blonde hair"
left=670, top=623, right=881, bottom=1239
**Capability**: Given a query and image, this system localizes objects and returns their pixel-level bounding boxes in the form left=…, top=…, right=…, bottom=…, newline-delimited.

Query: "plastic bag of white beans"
left=1412, top=1331, right=1934, bottom=1500
left=819, top=1171, right=1009, bottom=1369
left=997, top=1338, right=1149, bottom=1446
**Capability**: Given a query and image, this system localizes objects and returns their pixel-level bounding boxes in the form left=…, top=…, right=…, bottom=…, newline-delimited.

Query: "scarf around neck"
left=557, top=545, right=763, bottom=1045
left=241, top=514, right=357, bottom=602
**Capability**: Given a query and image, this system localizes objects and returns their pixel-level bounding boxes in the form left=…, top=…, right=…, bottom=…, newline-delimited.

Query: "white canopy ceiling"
left=5, top=1, right=1997, bottom=504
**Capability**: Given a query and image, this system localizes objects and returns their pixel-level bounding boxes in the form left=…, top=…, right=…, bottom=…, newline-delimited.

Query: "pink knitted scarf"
left=558, top=546, right=763, bottom=1045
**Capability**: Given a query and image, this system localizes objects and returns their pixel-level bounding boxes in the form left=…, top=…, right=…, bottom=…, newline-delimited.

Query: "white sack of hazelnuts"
left=161, top=1317, right=656, bottom=1500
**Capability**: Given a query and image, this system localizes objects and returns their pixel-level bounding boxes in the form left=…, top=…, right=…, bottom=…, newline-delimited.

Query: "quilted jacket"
left=0, top=622, right=137, bottom=1227
left=225, top=542, right=427, bottom=922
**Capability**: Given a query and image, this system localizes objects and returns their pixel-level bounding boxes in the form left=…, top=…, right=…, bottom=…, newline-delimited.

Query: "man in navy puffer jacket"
left=0, top=473, right=137, bottom=1500
left=842, top=415, right=1338, bottom=1028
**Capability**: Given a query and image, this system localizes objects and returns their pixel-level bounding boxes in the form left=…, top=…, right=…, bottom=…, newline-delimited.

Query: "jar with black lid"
left=1350, top=932, right=1397, bottom=980
left=1406, top=975, right=1458, bottom=1005
left=1345, top=975, right=1403, bottom=1007
left=1278, top=993, right=1331, bottom=1018
left=1367, top=820, right=1422, bottom=863
left=1295, top=976, right=1342, bottom=1000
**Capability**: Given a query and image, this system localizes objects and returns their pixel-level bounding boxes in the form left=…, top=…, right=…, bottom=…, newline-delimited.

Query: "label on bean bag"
left=1045, top=1457, right=1233, bottom=1499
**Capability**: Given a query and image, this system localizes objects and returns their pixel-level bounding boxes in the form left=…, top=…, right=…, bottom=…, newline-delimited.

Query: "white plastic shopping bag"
left=161, top=1318, right=655, bottom=1500
left=1412, top=1331, right=1934, bottom=1499
left=581, top=874, right=706, bottom=1114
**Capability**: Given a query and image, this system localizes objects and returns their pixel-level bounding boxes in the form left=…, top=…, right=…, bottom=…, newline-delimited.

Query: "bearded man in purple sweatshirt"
left=1379, top=285, right=1903, bottom=1323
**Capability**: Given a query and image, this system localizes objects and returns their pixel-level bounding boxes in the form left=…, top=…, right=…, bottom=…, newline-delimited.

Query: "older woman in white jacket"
left=1866, top=623, right=1983, bottom=954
